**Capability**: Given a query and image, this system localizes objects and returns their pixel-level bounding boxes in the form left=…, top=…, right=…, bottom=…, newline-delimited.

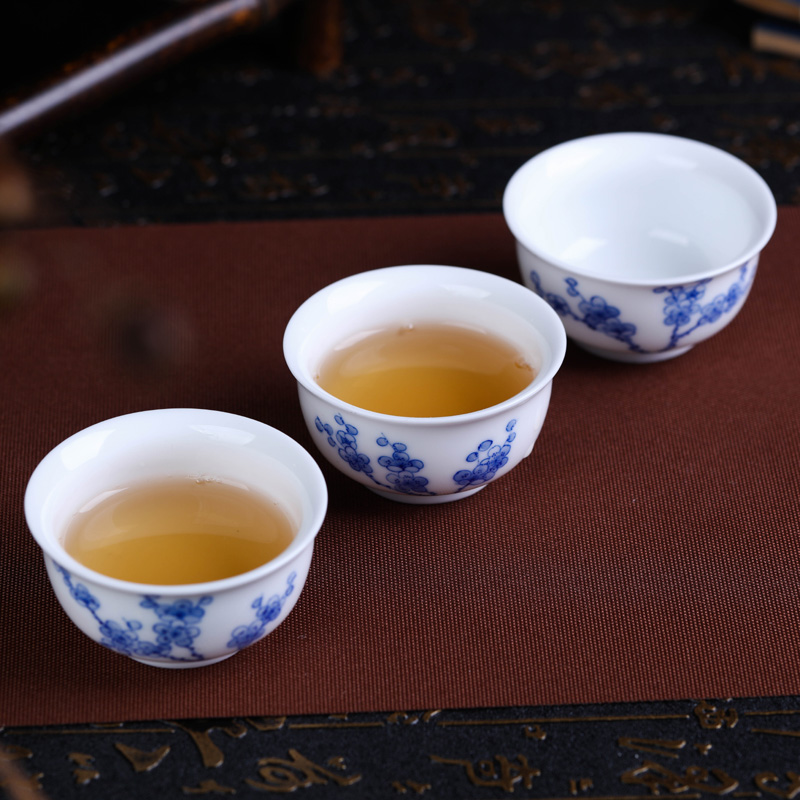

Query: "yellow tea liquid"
left=63, top=478, right=295, bottom=584
left=316, top=321, right=535, bottom=416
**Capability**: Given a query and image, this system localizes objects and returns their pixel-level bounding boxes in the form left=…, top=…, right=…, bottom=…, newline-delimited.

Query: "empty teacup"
left=283, top=265, right=567, bottom=503
left=503, top=132, right=777, bottom=362
left=25, top=409, right=328, bottom=667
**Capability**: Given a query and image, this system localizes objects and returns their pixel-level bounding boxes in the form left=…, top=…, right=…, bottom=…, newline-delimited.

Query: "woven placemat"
left=2, top=212, right=798, bottom=726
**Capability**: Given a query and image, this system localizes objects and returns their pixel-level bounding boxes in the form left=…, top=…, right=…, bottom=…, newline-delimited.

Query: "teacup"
left=503, top=132, right=777, bottom=363
left=283, top=264, right=567, bottom=504
left=24, top=408, right=327, bottom=668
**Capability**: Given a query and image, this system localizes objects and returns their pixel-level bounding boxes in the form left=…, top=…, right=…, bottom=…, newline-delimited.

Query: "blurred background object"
left=0, top=144, right=35, bottom=312
left=0, top=0, right=302, bottom=141
left=736, top=0, right=800, bottom=56
left=0, top=145, right=34, bottom=222
left=3, top=0, right=799, bottom=229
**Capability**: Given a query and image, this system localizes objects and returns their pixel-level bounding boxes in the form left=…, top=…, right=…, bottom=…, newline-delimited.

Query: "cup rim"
left=283, top=264, right=567, bottom=425
left=502, top=131, right=778, bottom=288
left=24, top=408, right=328, bottom=596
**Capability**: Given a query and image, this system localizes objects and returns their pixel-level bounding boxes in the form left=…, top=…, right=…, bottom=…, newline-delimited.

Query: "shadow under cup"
left=24, top=409, right=328, bottom=668
left=283, top=265, right=568, bottom=504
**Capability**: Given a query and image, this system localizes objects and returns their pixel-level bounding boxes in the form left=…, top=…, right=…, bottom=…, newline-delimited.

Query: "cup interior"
left=284, top=265, right=567, bottom=420
left=503, top=132, right=777, bottom=285
left=25, top=409, right=327, bottom=592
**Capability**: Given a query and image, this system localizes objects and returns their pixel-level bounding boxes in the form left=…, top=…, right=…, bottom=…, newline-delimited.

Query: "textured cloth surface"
left=2, top=212, right=798, bottom=726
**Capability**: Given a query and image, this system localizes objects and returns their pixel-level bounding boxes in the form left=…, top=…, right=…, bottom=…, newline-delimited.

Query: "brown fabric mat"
left=2, top=212, right=799, bottom=727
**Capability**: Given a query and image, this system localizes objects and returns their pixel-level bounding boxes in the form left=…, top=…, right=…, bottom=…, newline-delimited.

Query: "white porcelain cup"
left=503, top=132, right=777, bottom=363
left=283, top=265, right=567, bottom=504
left=25, top=408, right=328, bottom=668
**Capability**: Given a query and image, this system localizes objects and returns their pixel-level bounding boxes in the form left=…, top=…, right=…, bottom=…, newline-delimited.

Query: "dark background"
left=2, top=0, right=797, bottom=230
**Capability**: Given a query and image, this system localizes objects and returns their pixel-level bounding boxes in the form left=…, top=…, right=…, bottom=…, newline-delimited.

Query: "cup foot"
left=129, top=652, right=236, bottom=668
left=578, top=343, right=693, bottom=363
left=367, top=484, right=486, bottom=504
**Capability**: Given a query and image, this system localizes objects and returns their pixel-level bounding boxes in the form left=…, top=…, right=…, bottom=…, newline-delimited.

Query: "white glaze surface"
left=25, top=409, right=327, bottom=667
left=503, top=133, right=777, bottom=361
left=284, top=265, right=567, bottom=503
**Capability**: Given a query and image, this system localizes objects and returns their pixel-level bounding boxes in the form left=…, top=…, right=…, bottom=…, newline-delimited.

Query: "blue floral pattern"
left=227, top=572, right=297, bottom=649
left=529, top=264, right=752, bottom=354
left=376, top=437, right=431, bottom=494
left=529, top=271, right=640, bottom=351
left=315, top=414, right=519, bottom=495
left=655, top=264, right=750, bottom=350
left=56, top=564, right=212, bottom=662
left=56, top=565, right=299, bottom=662
left=315, top=415, right=375, bottom=478
left=453, top=420, right=517, bottom=491
left=314, top=414, right=433, bottom=496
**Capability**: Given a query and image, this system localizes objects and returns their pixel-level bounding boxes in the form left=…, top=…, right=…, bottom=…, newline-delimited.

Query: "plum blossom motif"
left=655, top=264, right=750, bottom=349
left=55, top=564, right=212, bottom=662
left=314, top=414, right=433, bottom=495
left=69, top=580, right=100, bottom=612
left=315, top=415, right=523, bottom=495
left=453, top=420, right=517, bottom=491
left=529, top=271, right=640, bottom=350
left=139, top=596, right=212, bottom=658
left=227, top=572, right=296, bottom=649
left=529, top=264, right=752, bottom=354
left=315, top=415, right=374, bottom=477
left=376, top=437, right=433, bottom=495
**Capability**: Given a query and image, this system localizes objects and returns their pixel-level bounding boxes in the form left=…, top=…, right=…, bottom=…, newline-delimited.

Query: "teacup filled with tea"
left=284, top=264, right=567, bottom=503
left=316, top=321, right=535, bottom=417
left=25, top=408, right=327, bottom=667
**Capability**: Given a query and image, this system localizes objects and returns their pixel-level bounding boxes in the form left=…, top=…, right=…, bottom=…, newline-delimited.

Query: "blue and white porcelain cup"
left=24, top=409, right=327, bottom=668
left=503, top=132, right=777, bottom=363
left=283, top=265, right=567, bottom=504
